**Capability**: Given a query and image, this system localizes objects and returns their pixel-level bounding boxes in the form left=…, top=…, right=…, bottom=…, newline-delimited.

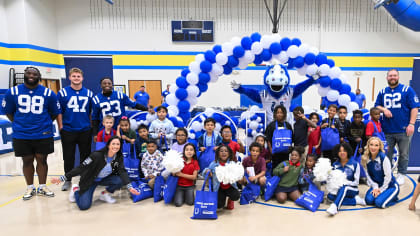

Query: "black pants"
left=61, top=129, right=92, bottom=180
left=217, top=186, right=240, bottom=209
left=272, top=152, right=290, bottom=170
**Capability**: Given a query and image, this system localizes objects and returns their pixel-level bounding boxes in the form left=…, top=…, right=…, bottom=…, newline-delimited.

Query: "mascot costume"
left=231, top=64, right=319, bottom=124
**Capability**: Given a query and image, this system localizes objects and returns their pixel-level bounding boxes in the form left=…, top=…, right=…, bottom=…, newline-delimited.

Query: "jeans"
left=174, top=185, right=195, bottom=207
left=74, top=175, right=123, bottom=210
left=385, top=133, right=412, bottom=175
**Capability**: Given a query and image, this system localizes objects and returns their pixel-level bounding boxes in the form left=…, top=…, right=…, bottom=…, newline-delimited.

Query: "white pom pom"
left=162, top=150, right=185, bottom=174
left=326, top=169, right=348, bottom=195
left=215, top=162, right=244, bottom=184
left=313, top=158, right=332, bottom=182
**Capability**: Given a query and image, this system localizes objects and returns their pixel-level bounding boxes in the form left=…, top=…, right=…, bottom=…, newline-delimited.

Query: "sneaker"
left=326, top=203, right=338, bottom=216
left=355, top=195, right=366, bottom=206
left=61, top=181, right=72, bottom=191
left=396, top=174, right=405, bottom=185
left=69, top=184, right=79, bottom=203
left=226, top=199, right=234, bottom=210
left=37, top=186, right=55, bottom=197
left=23, top=187, right=36, bottom=201
left=99, top=191, right=116, bottom=204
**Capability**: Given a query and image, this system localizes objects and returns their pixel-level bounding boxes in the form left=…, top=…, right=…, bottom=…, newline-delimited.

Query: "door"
left=40, top=79, right=60, bottom=94
left=128, top=80, right=162, bottom=108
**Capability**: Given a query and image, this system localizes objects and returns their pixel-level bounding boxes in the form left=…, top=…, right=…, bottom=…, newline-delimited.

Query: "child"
left=326, top=143, right=366, bottom=216
left=198, top=117, right=222, bottom=152
left=148, top=105, right=155, bottom=115
left=241, top=142, right=266, bottom=187
left=140, top=140, right=164, bottom=189
left=171, top=128, right=188, bottom=153
left=96, top=115, right=116, bottom=143
left=365, top=107, right=382, bottom=140
left=255, top=134, right=271, bottom=163
left=204, top=145, right=240, bottom=210
left=273, top=146, right=304, bottom=203
left=174, top=143, right=200, bottom=207
left=321, top=104, right=340, bottom=162
left=349, top=110, right=366, bottom=155
left=135, top=124, right=150, bottom=157
left=409, top=176, right=420, bottom=211
left=221, top=125, right=244, bottom=161
left=361, top=137, right=399, bottom=209
left=149, top=106, right=176, bottom=152
left=116, top=116, right=136, bottom=144
left=293, top=106, right=317, bottom=158
left=265, top=105, right=293, bottom=169
left=307, top=112, right=321, bottom=156
left=298, top=154, right=316, bottom=192
left=337, top=106, right=351, bottom=143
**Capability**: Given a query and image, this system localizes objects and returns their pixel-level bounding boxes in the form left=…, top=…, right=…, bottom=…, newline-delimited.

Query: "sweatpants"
left=365, top=184, right=399, bottom=208
left=327, top=185, right=358, bottom=209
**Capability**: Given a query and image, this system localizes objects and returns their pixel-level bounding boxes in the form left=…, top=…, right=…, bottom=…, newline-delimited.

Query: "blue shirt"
left=1, top=84, right=60, bottom=139
left=354, top=93, right=366, bottom=108
left=92, top=91, right=138, bottom=129
left=96, top=157, right=114, bottom=181
left=332, top=158, right=360, bottom=187
left=375, top=84, right=420, bottom=133
left=58, top=86, right=93, bottom=132
left=162, top=90, right=169, bottom=100
left=134, top=91, right=149, bottom=107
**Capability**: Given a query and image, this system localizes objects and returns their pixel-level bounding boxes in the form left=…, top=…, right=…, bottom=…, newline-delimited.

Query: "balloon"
left=260, top=35, right=272, bottom=48
left=222, top=42, right=234, bottom=56
left=306, top=64, right=318, bottom=76
left=241, top=36, right=253, bottom=50
left=309, top=47, right=319, bottom=55
left=215, top=53, right=228, bottom=66
left=326, top=90, right=340, bottom=102
left=177, top=100, right=190, bottom=111
left=213, top=45, right=222, bottom=54
left=339, top=84, right=351, bottom=95
left=277, top=51, right=289, bottom=64
left=330, top=78, right=343, bottom=91
left=319, top=64, right=331, bottom=76
left=250, top=105, right=260, bottom=112
left=315, top=53, right=328, bottom=66
left=181, top=68, right=190, bottom=77
left=231, top=36, right=242, bottom=46
left=186, top=96, right=198, bottom=107
left=167, top=105, right=179, bottom=117
left=195, top=53, right=205, bottom=63
left=287, top=45, right=299, bottom=58
left=200, top=60, right=212, bottom=73
left=251, top=42, right=263, bottom=54
left=211, top=63, right=224, bottom=76
left=227, top=56, right=239, bottom=68
left=189, top=61, right=201, bottom=74
left=296, top=65, right=308, bottom=76
left=204, top=107, right=215, bottom=117
left=261, top=49, right=272, bottom=61
left=319, top=76, right=332, bottom=88
left=186, top=72, right=199, bottom=85
left=186, top=85, right=200, bottom=98
left=223, top=65, right=233, bottom=74
left=329, top=67, right=342, bottom=79
left=318, top=86, right=330, bottom=97
left=293, top=56, right=305, bottom=68
left=327, top=59, right=335, bottom=68
left=191, top=121, right=203, bottom=132
left=243, top=50, right=255, bottom=64
left=169, top=84, right=178, bottom=93
left=238, top=59, right=248, bottom=69
left=349, top=92, right=356, bottom=101
left=176, top=76, right=188, bottom=89
left=338, top=94, right=351, bottom=106
left=209, top=72, right=218, bottom=83
left=253, top=54, right=263, bottom=65
left=198, top=72, right=211, bottom=84
left=197, top=83, right=208, bottom=92
left=250, top=32, right=261, bottom=42
left=233, top=46, right=245, bottom=58
left=298, top=44, right=310, bottom=57
left=291, top=38, right=302, bottom=46
left=204, top=50, right=216, bottom=63
left=249, top=121, right=259, bottom=130
left=304, top=53, right=316, bottom=65
left=339, top=74, right=348, bottom=84
left=349, top=101, right=359, bottom=111
left=280, top=37, right=292, bottom=50
left=269, top=42, right=282, bottom=55
left=175, top=88, right=188, bottom=100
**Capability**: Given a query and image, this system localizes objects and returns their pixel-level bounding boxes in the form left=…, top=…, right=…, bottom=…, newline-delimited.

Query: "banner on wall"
left=409, top=58, right=420, bottom=171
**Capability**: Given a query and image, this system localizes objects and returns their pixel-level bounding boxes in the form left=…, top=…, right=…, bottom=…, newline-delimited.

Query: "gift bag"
left=163, top=175, right=179, bottom=204
left=123, top=142, right=140, bottom=181
left=351, top=142, right=366, bottom=178
left=272, top=122, right=292, bottom=154
left=240, top=175, right=261, bottom=205
left=153, top=175, right=165, bottom=202
left=264, top=175, right=281, bottom=201
left=131, top=179, right=153, bottom=203
left=321, top=124, right=340, bottom=151
left=295, top=176, right=324, bottom=212
left=265, top=162, right=273, bottom=178
left=370, top=121, right=388, bottom=153
left=95, top=129, right=115, bottom=150
left=198, top=147, right=215, bottom=172
left=191, top=172, right=218, bottom=220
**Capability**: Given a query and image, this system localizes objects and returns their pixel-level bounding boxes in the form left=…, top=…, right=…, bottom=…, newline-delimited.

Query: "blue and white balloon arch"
left=165, top=32, right=358, bottom=124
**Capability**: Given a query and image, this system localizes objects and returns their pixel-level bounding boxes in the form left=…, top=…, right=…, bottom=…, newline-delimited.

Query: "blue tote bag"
left=153, top=175, right=165, bottom=202
left=272, top=122, right=292, bottom=154
left=264, top=175, right=281, bottom=201
left=123, top=143, right=140, bottom=181
left=240, top=175, right=261, bottom=205
left=95, top=129, right=115, bottom=150
left=198, top=147, right=215, bottom=172
left=295, top=176, right=324, bottom=212
left=191, top=172, right=218, bottom=220
left=351, top=142, right=366, bottom=178
left=321, top=119, right=340, bottom=151
left=163, top=175, right=179, bottom=204
left=370, top=121, right=388, bottom=152
left=131, top=179, right=153, bottom=203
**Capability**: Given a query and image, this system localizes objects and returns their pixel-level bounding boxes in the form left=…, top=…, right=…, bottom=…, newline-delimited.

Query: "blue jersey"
left=365, top=151, right=396, bottom=192
left=134, top=91, right=149, bottom=107
left=58, top=86, right=93, bottom=132
left=92, top=91, right=137, bottom=129
left=332, top=158, right=360, bottom=187
left=1, top=84, right=60, bottom=139
left=375, top=84, right=420, bottom=133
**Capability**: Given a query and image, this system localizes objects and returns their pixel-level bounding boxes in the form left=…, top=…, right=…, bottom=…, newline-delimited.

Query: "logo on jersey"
left=344, top=168, right=353, bottom=177
left=414, top=95, right=419, bottom=103
left=374, top=162, right=381, bottom=171
left=1, top=99, right=5, bottom=108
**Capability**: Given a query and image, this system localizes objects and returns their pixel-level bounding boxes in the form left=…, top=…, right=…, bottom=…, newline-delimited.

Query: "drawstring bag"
left=123, top=142, right=140, bottom=181
left=240, top=174, right=261, bottom=205
left=131, top=179, right=153, bottom=203
left=153, top=175, right=165, bottom=202
left=191, top=172, right=218, bottom=220
left=272, top=122, right=292, bottom=154
left=295, top=176, right=324, bottom=212
left=163, top=174, right=179, bottom=204
left=321, top=119, right=340, bottom=151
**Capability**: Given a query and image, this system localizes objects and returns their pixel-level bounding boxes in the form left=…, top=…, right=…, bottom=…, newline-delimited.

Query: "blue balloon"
left=304, top=53, right=316, bottom=65
left=291, top=38, right=302, bottom=46
left=315, top=53, right=328, bottom=66
left=181, top=68, right=190, bottom=77
left=239, top=119, right=246, bottom=129
left=197, top=82, right=208, bottom=92
left=200, top=60, right=212, bottom=73
left=330, top=78, right=342, bottom=91
left=227, top=56, right=239, bottom=68
left=280, top=37, right=292, bottom=50
left=204, top=50, right=216, bottom=63
left=319, top=76, right=332, bottom=88
left=177, top=100, right=190, bottom=111
left=233, top=46, right=245, bottom=58
left=269, top=42, right=282, bottom=55
left=261, top=49, right=272, bottom=61
left=339, top=84, right=351, bottom=95
left=247, top=128, right=254, bottom=137
left=189, top=129, right=195, bottom=135
left=175, top=88, right=188, bottom=100
left=250, top=115, right=258, bottom=121
left=176, top=76, right=188, bottom=89
left=327, top=59, right=335, bottom=68
left=293, top=56, right=305, bottom=68
left=161, top=102, right=169, bottom=107
left=289, top=104, right=298, bottom=112
left=287, top=58, right=295, bottom=69
left=212, top=113, right=224, bottom=123
left=213, top=45, right=222, bottom=54
left=250, top=32, right=261, bottom=42
left=241, top=36, right=253, bottom=50
left=198, top=72, right=210, bottom=84
left=230, top=116, right=239, bottom=125
left=223, top=65, right=233, bottom=75
left=349, top=92, right=356, bottom=101
left=253, top=54, right=263, bottom=65
left=169, top=117, right=179, bottom=127
left=179, top=111, right=191, bottom=124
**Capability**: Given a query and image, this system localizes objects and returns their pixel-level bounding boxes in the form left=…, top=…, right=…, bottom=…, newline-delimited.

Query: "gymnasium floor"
left=0, top=141, right=419, bottom=236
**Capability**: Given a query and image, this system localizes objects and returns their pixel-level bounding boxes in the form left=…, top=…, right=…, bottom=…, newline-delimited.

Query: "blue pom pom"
left=293, top=56, right=305, bottom=68
left=241, top=37, right=253, bottom=50
left=339, top=84, right=351, bottom=95
left=197, top=83, right=208, bottom=93
left=330, top=78, right=342, bottom=91
left=291, top=38, right=302, bottom=46
left=327, top=59, right=335, bottom=68
left=213, top=45, right=222, bottom=54
left=177, top=100, right=190, bottom=111
left=198, top=72, right=211, bottom=84
left=233, top=46, right=245, bottom=58
left=315, top=53, right=328, bottom=66
left=227, top=56, right=239, bottom=68
left=304, top=53, right=316, bottom=65
left=223, top=65, right=233, bottom=75
left=250, top=32, right=261, bottom=42
left=261, top=49, right=272, bottom=61
left=175, top=88, right=188, bottom=100
left=269, top=42, right=282, bottom=55
left=349, top=92, right=356, bottom=101
left=161, top=102, right=169, bottom=107
left=200, top=60, right=212, bottom=73
left=181, top=68, right=190, bottom=77
left=253, top=54, right=263, bottom=65
left=175, top=76, right=188, bottom=89
left=319, top=76, right=332, bottom=88
left=280, top=37, right=292, bottom=51
left=204, top=50, right=216, bottom=63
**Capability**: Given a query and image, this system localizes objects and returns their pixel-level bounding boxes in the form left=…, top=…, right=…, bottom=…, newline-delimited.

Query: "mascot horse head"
left=263, top=64, right=290, bottom=99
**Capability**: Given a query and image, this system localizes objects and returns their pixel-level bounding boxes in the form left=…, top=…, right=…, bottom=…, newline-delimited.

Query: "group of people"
left=2, top=66, right=420, bottom=214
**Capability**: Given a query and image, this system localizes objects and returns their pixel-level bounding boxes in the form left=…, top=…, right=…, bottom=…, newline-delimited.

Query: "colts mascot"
left=231, top=64, right=319, bottom=123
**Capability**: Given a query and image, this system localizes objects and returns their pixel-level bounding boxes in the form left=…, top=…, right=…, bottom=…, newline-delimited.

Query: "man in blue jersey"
left=2, top=67, right=60, bottom=200
left=57, top=68, right=93, bottom=191
left=355, top=89, right=366, bottom=109
left=92, top=77, right=147, bottom=142
left=375, top=69, right=420, bottom=185
left=161, top=84, right=170, bottom=103
left=134, top=85, right=150, bottom=108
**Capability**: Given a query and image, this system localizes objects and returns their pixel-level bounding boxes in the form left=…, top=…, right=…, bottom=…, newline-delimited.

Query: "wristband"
left=409, top=123, right=415, bottom=126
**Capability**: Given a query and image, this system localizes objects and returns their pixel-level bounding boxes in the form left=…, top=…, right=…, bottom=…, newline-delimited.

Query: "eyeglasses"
left=176, top=134, right=186, bottom=137
left=222, top=131, right=232, bottom=134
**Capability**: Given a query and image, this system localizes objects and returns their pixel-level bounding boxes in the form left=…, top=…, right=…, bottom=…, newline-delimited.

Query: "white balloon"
left=338, top=94, right=351, bottom=106
left=195, top=54, right=205, bottom=63
left=243, top=50, right=255, bottom=64
left=278, top=51, right=289, bottom=64
left=251, top=130, right=257, bottom=137
left=231, top=36, right=242, bottom=46
left=339, top=74, right=348, bottom=84
left=186, top=72, right=199, bottom=85
left=189, top=133, right=196, bottom=139
left=146, top=113, right=157, bottom=123
left=326, top=90, right=340, bottom=102
left=186, top=85, right=200, bottom=98
left=249, top=121, right=259, bottom=130
left=215, top=53, right=228, bottom=66
left=260, top=35, right=272, bottom=49
left=238, top=58, right=248, bottom=69
left=350, top=101, right=360, bottom=111
left=318, top=86, right=330, bottom=97
left=272, top=34, right=282, bottom=43
left=240, top=111, right=250, bottom=121
left=215, top=122, right=222, bottom=132
left=225, top=120, right=231, bottom=126
left=204, top=107, right=215, bottom=117
left=309, top=47, right=319, bottom=55
left=169, top=84, right=178, bottom=94
left=256, top=117, right=262, bottom=123
left=298, top=44, right=310, bottom=57
left=189, top=61, right=201, bottom=74
left=222, top=42, right=234, bottom=56
left=211, top=63, right=224, bottom=76
left=166, top=93, right=179, bottom=106
left=191, top=121, right=203, bottom=132
left=143, top=120, right=149, bottom=126
left=187, top=96, right=198, bottom=107
left=346, top=112, right=353, bottom=121
left=306, top=64, right=319, bottom=76
left=329, top=67, right=342, bottom=79
left=251, top=42, right=263, bottom=55
left=296, top=65, right=308, bottom=76
left=319, top=64, right=331, bottom=76
left=287, top=45, right=299, bottom=58
left=209, top=72, right=218, bottom=83
left=129, top=119, right=138, bottom=131
left=168, top=105, right=179, bottom=117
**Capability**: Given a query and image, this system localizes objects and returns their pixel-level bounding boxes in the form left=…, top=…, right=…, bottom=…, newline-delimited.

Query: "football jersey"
left=375, top=84, right=420, bottom=133
left=261, top=86, right=294, bottom=124
left=2, top=84, right=60, bottom=139
left=92, top=91, right=137, bottom=129
left=58, top=86, right=93, bottom=132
